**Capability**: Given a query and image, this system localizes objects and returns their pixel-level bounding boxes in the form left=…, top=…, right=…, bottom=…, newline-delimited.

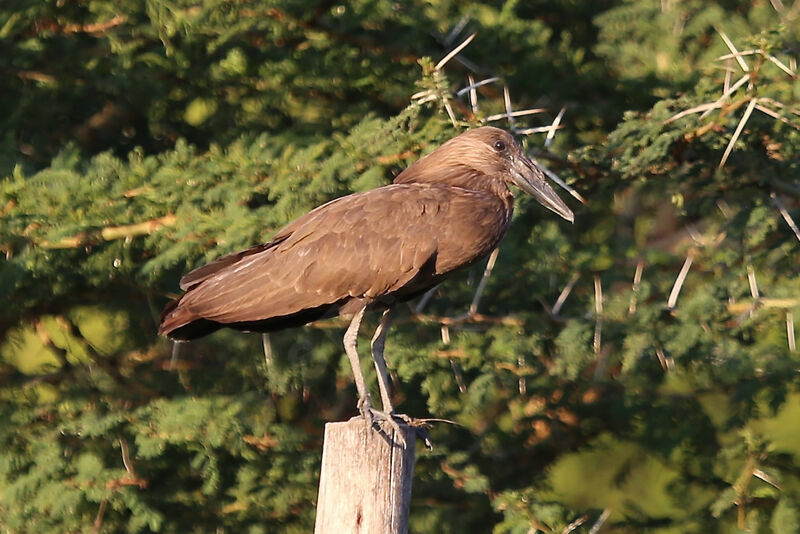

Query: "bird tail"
left=158, top=297, right=222, bottom=341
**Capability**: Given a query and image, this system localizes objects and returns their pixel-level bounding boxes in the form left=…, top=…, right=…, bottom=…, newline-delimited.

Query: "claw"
left=391, top=414, right=434, bottom=450
left=351, top=402, right=437, bottom=450
left=367, top=409, right=406, bottom=447
left=357, top=395, right=375, bottom=428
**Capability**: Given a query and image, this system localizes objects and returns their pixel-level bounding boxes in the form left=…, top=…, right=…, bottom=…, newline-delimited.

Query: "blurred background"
left=1, top=1, right=799, bottom=532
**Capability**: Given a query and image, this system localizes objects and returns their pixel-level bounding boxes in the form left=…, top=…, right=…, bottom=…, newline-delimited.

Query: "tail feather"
left=159, top=294, right=343, bottom=341
left=159, top=297, right=222, bottom=341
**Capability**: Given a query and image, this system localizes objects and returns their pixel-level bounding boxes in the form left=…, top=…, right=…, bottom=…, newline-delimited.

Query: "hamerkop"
left=159, top=127, right=573, bottom=426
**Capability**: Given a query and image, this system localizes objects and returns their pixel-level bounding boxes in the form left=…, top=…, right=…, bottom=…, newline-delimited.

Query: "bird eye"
left=493, top=140, right=506, bottom=151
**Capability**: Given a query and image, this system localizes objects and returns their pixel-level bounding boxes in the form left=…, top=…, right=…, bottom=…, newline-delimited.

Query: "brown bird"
left=159, top=127, right=573, bottom=426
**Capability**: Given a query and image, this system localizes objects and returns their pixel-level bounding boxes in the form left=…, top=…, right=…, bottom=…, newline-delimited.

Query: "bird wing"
left=179, top=241, right=280, bottom=291
left=174, top=184, right=484, bottom=324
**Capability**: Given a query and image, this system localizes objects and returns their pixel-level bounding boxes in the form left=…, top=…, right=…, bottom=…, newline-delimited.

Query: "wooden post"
left=314, top=419, right=416, bottom=534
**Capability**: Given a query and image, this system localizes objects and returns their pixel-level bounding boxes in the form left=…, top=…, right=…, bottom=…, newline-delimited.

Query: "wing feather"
left=170, top=183, right=507, bottom=326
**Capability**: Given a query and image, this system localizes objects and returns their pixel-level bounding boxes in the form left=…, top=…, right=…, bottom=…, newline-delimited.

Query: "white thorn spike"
left=667, top=251, right=695, bottom=309
left=435, top=32, right=477, bottom=71
left=719, top=98, right=757, bottom=169
left=545, top=107, right=566, bottom=148
left=718, top=31, right=749, bottom=72
left=503, top=86, right=514, bottom=126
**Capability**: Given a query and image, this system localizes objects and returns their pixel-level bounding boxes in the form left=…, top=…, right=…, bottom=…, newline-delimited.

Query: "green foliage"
left=2, top=1, right=800, bottom=532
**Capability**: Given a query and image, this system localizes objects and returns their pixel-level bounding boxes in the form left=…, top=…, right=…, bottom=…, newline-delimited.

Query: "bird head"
left=395, top=126, right=574, bottom=222
left=455, top=127, right=573, bottom=222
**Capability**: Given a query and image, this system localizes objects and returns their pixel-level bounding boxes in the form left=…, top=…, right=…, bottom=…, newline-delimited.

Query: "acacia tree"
left=1, top=1, right=799, bottom=532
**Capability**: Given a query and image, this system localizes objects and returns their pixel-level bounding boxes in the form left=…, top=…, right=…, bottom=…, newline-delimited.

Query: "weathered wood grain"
left=314, top=419, right=416, bottom=534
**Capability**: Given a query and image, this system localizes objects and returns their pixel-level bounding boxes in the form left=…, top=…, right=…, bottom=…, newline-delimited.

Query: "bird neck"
left=394, top=165, right=513, bottom=203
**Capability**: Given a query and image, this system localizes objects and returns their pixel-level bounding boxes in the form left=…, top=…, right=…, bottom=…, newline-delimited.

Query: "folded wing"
left=160, top=183, right=507, bottom=338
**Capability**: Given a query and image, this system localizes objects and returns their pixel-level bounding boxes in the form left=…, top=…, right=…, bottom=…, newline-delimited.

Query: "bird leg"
left=343, top=306, right=373, bottom=422
left=366, top=308, right=407, bottom=441
left=370, top=308, right=395, bottom=414
left=370, top=308, right=433, bottom=448
left=345, top=306, right=412, bottom=446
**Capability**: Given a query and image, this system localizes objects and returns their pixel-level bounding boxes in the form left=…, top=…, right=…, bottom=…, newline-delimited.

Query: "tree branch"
left=38, top=214, right=176, bottom=249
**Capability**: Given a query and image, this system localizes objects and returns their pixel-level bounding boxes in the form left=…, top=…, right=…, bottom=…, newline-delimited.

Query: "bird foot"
left=351, top=406, right=434, bottom=450
left=356, top=394, right=377, bottom=429
left=369, top=408, right=408, bottom=447
left=392, top=414, right=434, bottom=450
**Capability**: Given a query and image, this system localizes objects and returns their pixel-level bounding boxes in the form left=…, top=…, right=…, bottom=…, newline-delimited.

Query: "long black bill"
left=510, top=155, right=574, bottom=223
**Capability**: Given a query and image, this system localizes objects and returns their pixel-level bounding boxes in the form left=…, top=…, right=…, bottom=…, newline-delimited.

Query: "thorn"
left=455, top=76, right=499, bottom=97
left=435, top=32, right=476, bottom=71
left=765, top=52, right=796, bottom=76
left=768, top=0, right=785, bottom=12
left=485, top=108, right=547, bottom=122
left=119, top=439, right=135, bottom=476
left=753, top=468, right=783, bottom=490
left=410, top=90, right=438, bottom=103
left=667, top=250, right=695, bottom=309
left=655, top=347, right=675, bottom=371
left=724, top=59, right=733, bottom=94
left=628, top=259, right=644, bottom=315
left=684, top=223, right=706, bottom=245
left=440, top=325, right=451, bottom=344
left=589, top=508, right=611, bottom=534
left=719, top=98, right=757, bottom=168
left=169, top=341, right=181, bottom=371
left=467, top=74, right=479, bottom=114
left=449, top=358, right=467, bottom=393
left=593, top=274, right=603, bottom=355
left=664, top=70, right=748, bottom=124
left=746, top=263, right=760, bottom=300
left=469, top=247, right=499, bottom=315
left=552, top=272, right=580, bottom=316
left=716, top=199, right=733, bottom=218
left=771, top=192, right=800, bottom=243
left=262, top=333, right=274, bottom=377
left=561, top=515, right=589, bottom=534
left=443, top=99, right=458, bottom=128
left=664, top=101, right=723, bottom=124
left=514, top=124, right=563, bottom=135
left=655, top=347, right=668, bottom=370
left=693, top=74, right=749, bottom=121
left=716, top=49, right=758, bottom=62
left=545, top=107, right=566, bottom=149
left=415, top=285, right=439, bottom=314
left=535, top=159, right=587, bottom=205
left=503, top=86, right=514, bottom=127
left=754, top=101, right=800, bottom=131
left=717, top=30, right=749, bottom=73
left=443, top=15, right=471, bottom=46
left=702, top=76, right=750, bottom=120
